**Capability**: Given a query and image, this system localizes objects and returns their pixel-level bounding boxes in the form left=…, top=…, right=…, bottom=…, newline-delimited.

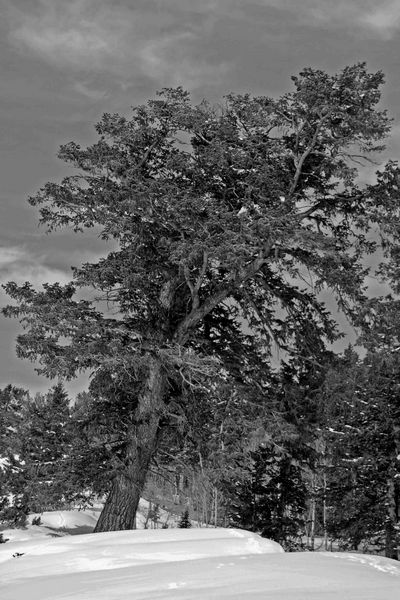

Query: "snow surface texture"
left=1, top=510, right=399, bottom=599
left=0, top=531, right=399, bottom=600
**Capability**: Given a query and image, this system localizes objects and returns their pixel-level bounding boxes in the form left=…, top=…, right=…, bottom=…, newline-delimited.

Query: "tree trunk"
left=94, top=358, right=166, bottom=532
left=308, top=473, right=316, bottom=551
left=385, top=474, right=399, bottom=560
left=322, top=472, right=328, bottom=551
left=309, top=497, right=316, bottom=551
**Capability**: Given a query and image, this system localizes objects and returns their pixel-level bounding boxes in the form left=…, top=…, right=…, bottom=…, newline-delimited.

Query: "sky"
left=1, top=0, right=400, bottom=394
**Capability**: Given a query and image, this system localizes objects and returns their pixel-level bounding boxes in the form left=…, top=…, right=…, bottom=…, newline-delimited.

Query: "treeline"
left=1, top=344, right=399, bottom=557
left=149, top=345, right=400, bottom=557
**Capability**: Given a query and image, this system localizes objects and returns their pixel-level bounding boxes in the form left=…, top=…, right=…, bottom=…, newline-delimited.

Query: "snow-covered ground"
left=0, top=498, right=181, bottom=544
left=0, top=509, right=399, bottom=599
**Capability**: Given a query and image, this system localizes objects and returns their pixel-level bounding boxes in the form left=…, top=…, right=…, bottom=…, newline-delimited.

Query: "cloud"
left=72, top=82, right=108, bottom=101
left=0, top=246, right=71, bottom=288
left=5, top=0, right=231, bottom=89
left=250, top=0, right=400, bottom=38
left=0, top=247, right=25, bottom=269
left=7, top=0, right=131, bottom=69
left=360, top=1, right=400, bottom=37
left=5, top=0, right=400, bottom=92
left=138, top=31, right=230, bottom=88
left=168, top=0, right=400, bottom=39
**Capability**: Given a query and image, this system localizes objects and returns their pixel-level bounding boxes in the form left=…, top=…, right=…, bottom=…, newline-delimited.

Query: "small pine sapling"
left=178, top=509, right=192, bottom=528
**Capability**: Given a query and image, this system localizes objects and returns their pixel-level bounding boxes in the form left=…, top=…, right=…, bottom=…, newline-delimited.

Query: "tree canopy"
left=3, top=63, right=400, bottom=531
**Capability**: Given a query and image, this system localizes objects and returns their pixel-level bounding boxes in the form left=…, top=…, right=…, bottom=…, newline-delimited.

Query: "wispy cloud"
left=7, top=0, right=117, bottom=69
left=3, top=0, right=400, bottom=104
left=72, top=81, right=108, bottom=101
left=0, top=246, right=71, bottom=288
left=359, top=1, right=400, bottom=38
left=167, top=0, right=400, bottom=39
left=138, top=31, right=230, bottom=88
left=5, top=0, right=230, bottom=89
left=250, top=0, right=400, bottom=38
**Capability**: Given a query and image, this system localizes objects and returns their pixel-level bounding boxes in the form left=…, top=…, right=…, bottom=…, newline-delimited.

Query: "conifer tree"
left=229, top=441, right=308, bottom=550
left=3, top=64, right=400, bottom=532
left=0, top=385, right=30, bottom=526
left=321, top=349, right=400, bottom=558
left=178, top=508, right=192, bottom=528
left=0, top=383, right=74, bottom=521
left=20, top=383, right=73, bottom=512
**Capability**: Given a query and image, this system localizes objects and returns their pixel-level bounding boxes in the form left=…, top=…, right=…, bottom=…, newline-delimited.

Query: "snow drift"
left=0, top=525, right=399, bottom=599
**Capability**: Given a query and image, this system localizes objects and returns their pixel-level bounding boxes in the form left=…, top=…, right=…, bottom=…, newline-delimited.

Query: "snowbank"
left=0, top=527, right=399, bottom=599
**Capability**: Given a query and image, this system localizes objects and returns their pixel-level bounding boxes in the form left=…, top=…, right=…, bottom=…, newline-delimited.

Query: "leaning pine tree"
left=3, top=64, right=400, bottom=532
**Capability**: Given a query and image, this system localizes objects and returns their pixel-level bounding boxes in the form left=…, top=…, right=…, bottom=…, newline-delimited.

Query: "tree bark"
left=94, top=358, right=166, bottom=532
left=385, top=474, right=399, bottom=560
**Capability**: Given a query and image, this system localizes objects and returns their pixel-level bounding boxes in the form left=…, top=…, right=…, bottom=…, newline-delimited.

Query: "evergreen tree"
left=0, top=383, right=75, bottom=522
left=0, top=385, right=30, bottom=526
left=3, top=64, right=399, bottom=532
left=20, top=383, right=73, bottom=512
left=178, top=508, right=192, bottom=528
left=227, top=436, right=309, bottom=550
left=321, top=349, right=400, bottom=558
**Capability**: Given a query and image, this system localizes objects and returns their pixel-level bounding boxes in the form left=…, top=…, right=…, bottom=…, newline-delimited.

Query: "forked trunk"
left=94, top=358, right=166, bottom=532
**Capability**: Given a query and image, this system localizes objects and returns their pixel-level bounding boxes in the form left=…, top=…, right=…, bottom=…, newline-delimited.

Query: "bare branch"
left=295, top=201, right=325, bottom=221
left=288, top=116, right=328, bottom=197
left=174, top=243, right=274, bottom=344
left=184, top=250, right=209, bottom=313
left=194, top=132, right=211, bottom=145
